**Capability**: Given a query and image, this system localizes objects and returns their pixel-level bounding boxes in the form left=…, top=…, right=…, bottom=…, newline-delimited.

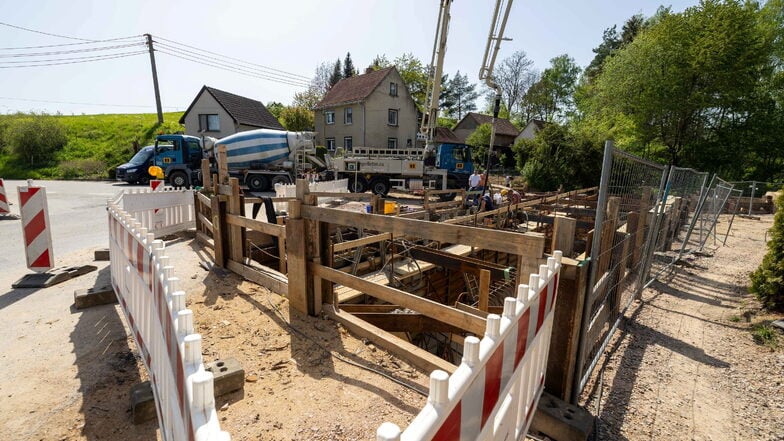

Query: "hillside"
left=0, top=112, right=184, bottom=180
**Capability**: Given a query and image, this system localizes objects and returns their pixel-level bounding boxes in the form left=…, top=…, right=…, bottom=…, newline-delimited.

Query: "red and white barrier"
left=109, top=194, right=229, bottom=441
left=119, top=187, right=195, bottom=237
left=18, top=183, right=54, bottom=272
left=0, top=178, right=10, bottom=214
left=378, top=252, right=562, bottom=441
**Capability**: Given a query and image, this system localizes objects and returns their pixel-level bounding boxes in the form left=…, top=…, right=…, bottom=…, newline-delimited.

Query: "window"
left=344, top=136, right=353, bottom=150
left=198, top=114, right=220, bottom=132
left=389, top=82, right=398, bottom=97
left=325, top=111, right=335, bottom=125
left=344, top=107, right=353, bottom=124
left=388, top=109, right=398, bottom=126
left=387, top=138, right=397, bottom=149
left=326, top=138, right=336, bottom=151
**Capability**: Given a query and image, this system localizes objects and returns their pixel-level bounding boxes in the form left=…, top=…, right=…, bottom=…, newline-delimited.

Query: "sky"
left=0, top=0, right=702, bottom=116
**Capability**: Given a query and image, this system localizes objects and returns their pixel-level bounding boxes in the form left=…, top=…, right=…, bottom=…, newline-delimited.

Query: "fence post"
left=637, top=165, right=670, bottom=296
left=227, top=177, right=243, bottom=263
left=748, top=181, right=756, bottom=215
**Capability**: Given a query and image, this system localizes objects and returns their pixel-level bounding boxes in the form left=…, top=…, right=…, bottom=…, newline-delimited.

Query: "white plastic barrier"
left=119, top=187, right=195, bottom=237
left=378, top=252, right=562, bottom=441
left=0, top=178, right=10, bottom=214
left=109, top=196, right=229, bottom=441
left=274, top=178, right=349, bottom=212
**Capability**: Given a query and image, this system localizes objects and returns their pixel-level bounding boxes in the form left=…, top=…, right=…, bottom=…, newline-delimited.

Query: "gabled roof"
left=455, top=112, right=520, bottom=137
left=179, top=86, right=284, bottom=130
left=434, top=127, right=463, bottom=144
left=527, top=119, right=547, bottom=131
left=314, top=67, right=396, bottom=110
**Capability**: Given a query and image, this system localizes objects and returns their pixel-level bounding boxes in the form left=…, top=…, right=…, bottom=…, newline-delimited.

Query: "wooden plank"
left=285, top=219, right=308, bottom=314
left=339, top=304, right=402, bottom=313
left=227, top=259, right=288, bottom=296
left=352, top=312, right=467, bottom=333
left=309, top=192, right=371, bottom=200
left=337, top=272, right=390, bottom=303
left=333, top=232, right=392, bottom=252
left=313, top=264, right=487, bottom=335
left=301, top=206, right=544, bottom=256
left=196, top=191, right=212, bottom=207
left=455, top=302, right=490, bottom=318
left=323, top=305, right=456, bottom=375
left=228, top=178, right=244, bottom=263
left=200, top=159, right=212, bottom=190
left=197, top=213, right=213, bottom=233
left=226, top=213, right=285, bottom=237
left=406, top=246, right=509, bottom=280
left=211, top=195, right=226, bottom=267
left=478, top=269, right=491, bottom=312
left=632, top=187, right=651, bottom=267
left=217, top=146, right=229, bottom=185
left=195, top=231, right=214, bottom=249
left=551, top=215, right=576, bottom=256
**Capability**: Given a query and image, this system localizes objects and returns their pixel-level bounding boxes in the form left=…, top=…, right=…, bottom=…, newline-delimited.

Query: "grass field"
left=0, top=112, right=184, bottom=179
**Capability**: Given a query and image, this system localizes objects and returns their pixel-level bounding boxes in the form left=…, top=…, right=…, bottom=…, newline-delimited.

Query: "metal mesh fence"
left=728, top=181, right=783, bottom=215
left=574, top=143, right=667, bottom=397
left=678, top=175, right=734, bottom=256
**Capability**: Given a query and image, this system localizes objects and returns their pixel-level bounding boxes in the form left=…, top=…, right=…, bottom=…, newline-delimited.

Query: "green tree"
left=279, top=106, right=314, bottom=131
left=465, top=123, right=492, bottom=168
left=343, top=52, right=356, bottom=78
left=522, top=55, right=580, bottom=123
left=266, top=101, right=284, bottom=121
left=293, top=86, right=323, bottom=110
left=441, top=71, right=479, bottom=119
left=328, top=58, right=342, bottom=89
left=370, top=54, right=391, bottom=70
left=750, top=189, right=784, bottom=310
left=393, top=53, right=429, bottom=110
left=4, top=113, right=67, bottom=166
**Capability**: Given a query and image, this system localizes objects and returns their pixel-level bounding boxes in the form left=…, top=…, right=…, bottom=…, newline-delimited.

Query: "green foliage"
left=329, top=58, right=342, bottom=89
left=266, top=101, right=284, bottom=121
left=0, top=112, right=183, bottom=179
left=343, top=52, right=356, bottom=78
left=4, top=113, right=67, bottom=166
left=525, top=54, right=581, bottom=122
left=370, top=54, right=391, bottom=70
left=279, top=106, right=314, bottom=131
left=465, top=123, right=493, bottom=166
left=750, top=189, right=784, bottom=311
left=440, top=71, right=479, bottom=119
left=437, top=116, right=457, bottom=128
left=393, top=53, right=429, bottom=111
left=751, top=323, right=779, bottom=349
left=514, top=124, right=602, bottom=191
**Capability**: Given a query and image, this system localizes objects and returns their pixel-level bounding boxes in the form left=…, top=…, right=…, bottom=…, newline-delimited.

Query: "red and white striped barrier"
left=118, top=187, right=195, bottom=237
left=377, top=252, right=562, bottom=441
left=108, top=195, right=229, bottom=441
left=0, top=178, right=10, bottom=214
left=18, top=183, right=54, bottom=272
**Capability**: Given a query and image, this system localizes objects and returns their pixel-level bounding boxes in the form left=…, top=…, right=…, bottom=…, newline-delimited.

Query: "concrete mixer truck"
left=133, top=129, right=325, bottom=191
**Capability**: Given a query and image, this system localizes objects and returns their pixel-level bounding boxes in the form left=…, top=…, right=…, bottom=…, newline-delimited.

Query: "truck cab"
left=435, top=143, right=474, bottom=189
left=153, top=134, right=204, bottom=187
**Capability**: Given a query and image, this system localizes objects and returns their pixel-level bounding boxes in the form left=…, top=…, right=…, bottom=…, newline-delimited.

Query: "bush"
left=58, top=159, right=107, bottom=179
left=750, top=189, right=784, bottom=311
left=4, top=113, right=67, bottom=166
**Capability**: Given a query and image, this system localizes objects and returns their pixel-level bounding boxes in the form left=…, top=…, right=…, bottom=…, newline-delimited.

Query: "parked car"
left=116, top=146, right=154, bottom=185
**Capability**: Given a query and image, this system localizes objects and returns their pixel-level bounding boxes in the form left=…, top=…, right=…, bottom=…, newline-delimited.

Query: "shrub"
left=58, top=159, right=107, bottom=179
left=4, top=113, right=67, bottom=166
left=750, top=189, right=784, bottom=311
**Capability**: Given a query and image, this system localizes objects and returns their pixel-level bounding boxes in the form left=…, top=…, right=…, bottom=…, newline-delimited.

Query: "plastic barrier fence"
left=274, top=178, right=349, bottom=211
left=0, top=178, right=9, bottom=214
left=19, top=184, right=54, bottom=271
left=377, top=252, right=562, bottom=441
left=108, top=197, right=229, bottom=441
left=119, top=187, right=195, bottom=237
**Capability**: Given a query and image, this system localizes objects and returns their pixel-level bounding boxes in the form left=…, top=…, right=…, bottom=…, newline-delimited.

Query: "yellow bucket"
left=384, top=201, right=397, bottom=214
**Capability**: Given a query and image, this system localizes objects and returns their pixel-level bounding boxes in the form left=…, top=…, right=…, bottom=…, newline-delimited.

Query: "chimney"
left=365, top=66, right=374, bottom=74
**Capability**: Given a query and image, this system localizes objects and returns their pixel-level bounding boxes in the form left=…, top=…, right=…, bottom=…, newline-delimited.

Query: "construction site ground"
left=1, top=213, right=782, bottom=440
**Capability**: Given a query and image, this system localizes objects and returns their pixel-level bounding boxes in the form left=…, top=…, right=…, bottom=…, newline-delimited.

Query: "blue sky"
left=0, top=0, right=700, bottom=116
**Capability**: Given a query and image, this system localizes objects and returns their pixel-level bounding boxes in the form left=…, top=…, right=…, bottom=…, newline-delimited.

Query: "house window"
left=390, top=82, right=398, bottom=97
left=388, top=138, right=397, bottom=149
left=388, top=109, right=398, bottom=126
left=198, top=114, right=220, bottom=132
left=326, top=138, right=336, bottom=151
left=325, top=111, right=335, bottom=125
left=344, top=107, right=353, bottom=125
left=344, top=136, right=353, bottom=150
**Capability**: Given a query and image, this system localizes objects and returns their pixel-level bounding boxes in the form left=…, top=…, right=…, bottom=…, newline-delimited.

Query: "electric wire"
left=154, top=35, right=311, bottom=81
left=263, top=291, right=428, bottom=398
left=154, top=41, right=309, bottom=86
left=0, top=51, right=147, bottom=68
left=0, top=49, right=148, bottom=65
left=0, top=21, right=96, bottom=42
left=0, top=35, right=143, bottom=51
left=0, top=96, right=182, bottom=109
left=0, top=42, right=146, bottom=58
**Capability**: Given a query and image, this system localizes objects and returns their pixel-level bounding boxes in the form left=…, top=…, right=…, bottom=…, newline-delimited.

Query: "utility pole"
left=145, top=33, right=163, bottom=124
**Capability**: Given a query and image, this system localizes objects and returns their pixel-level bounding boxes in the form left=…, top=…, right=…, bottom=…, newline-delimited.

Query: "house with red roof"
left=313, top=66, right=418, bottom=151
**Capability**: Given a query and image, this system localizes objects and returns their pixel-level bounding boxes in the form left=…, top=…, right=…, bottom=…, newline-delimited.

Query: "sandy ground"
left=580, top=214, right=784, bottom=441
left=1, top=213, right=781, bottom=440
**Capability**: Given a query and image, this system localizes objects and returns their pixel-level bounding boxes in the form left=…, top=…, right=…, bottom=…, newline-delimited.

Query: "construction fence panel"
left=729, top=181, right=784, bottom=214
left=676, top=175, right=734, bottom=257
left=377, top=253, right=563, bottom=441
left=574, top=142, right=668, bottom=399
left=108, top=193, right=229, bottom=441
left=120, top=187, right=196, bottom=237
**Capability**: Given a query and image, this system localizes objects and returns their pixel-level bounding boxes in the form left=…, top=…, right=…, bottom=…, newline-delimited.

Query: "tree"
left=292, top=87, right=323, bottom=110
left=393, top=53, right=429, bottom=110
left=311, top=61, right=334, bottom=95
left=493, top=51, right=535, bottom=119
left=750, top=190, right=784, bottom=311
left=343, top=52, right=356, bottom=78
left=522, top=55, right=580, bottom=123
left=4, top=113, right=67, bottom=166
left=279, top=106, right=314, bottom=132
left=441, top=71, right=479, bottom=119
left=266, top=101, right=284, bottom=121
left=465, top=123, right=493, bottom=168
left=328, top=59, right=342, bottom=89
left=370, top=54, right=391, bottom=70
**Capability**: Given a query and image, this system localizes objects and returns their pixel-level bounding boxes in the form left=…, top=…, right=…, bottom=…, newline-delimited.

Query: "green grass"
left=751, top=323, right=780, bottom=349
left=0, top=112, right=184, bottom=179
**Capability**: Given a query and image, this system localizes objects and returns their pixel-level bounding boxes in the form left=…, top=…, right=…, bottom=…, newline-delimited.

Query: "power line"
left=0, top=51, right=147, bottom=68
left=0, top=35, right=143, bottom=51
left=0, top=21, right=96, bottom=42
left=0, top=49, right=149, bottom=65
left=0, top=42, right=146, bottom=58
left=154, top=35, right=311, bottom=81
left=0, top=96, right=183, bottom=109
left=154, top=42, right=310, bottom=87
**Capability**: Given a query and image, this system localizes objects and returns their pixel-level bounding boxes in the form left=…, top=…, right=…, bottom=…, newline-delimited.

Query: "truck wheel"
left=369, top=177, right=390, bottom=196
left=169, top=171, right=188, bottom=188
left=349, top=176, right=368, bottom=193
left=246, top=174, right=268, bottom=192
left=270, top=175, right=291, bottom=188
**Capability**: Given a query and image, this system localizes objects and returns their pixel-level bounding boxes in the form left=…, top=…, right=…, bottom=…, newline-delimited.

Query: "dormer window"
left=389, top=82, right=398, bottom=97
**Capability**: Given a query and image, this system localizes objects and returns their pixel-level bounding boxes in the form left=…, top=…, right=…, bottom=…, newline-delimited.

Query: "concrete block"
left=130, top=381, right=156, bottom=424
left=74, top=285, right=117, bottom=309
left=94, top=248, right=110, bottom=261
left=205, top=357, right=245, bottom=397
left=530, top=392, right=593, bottom=441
